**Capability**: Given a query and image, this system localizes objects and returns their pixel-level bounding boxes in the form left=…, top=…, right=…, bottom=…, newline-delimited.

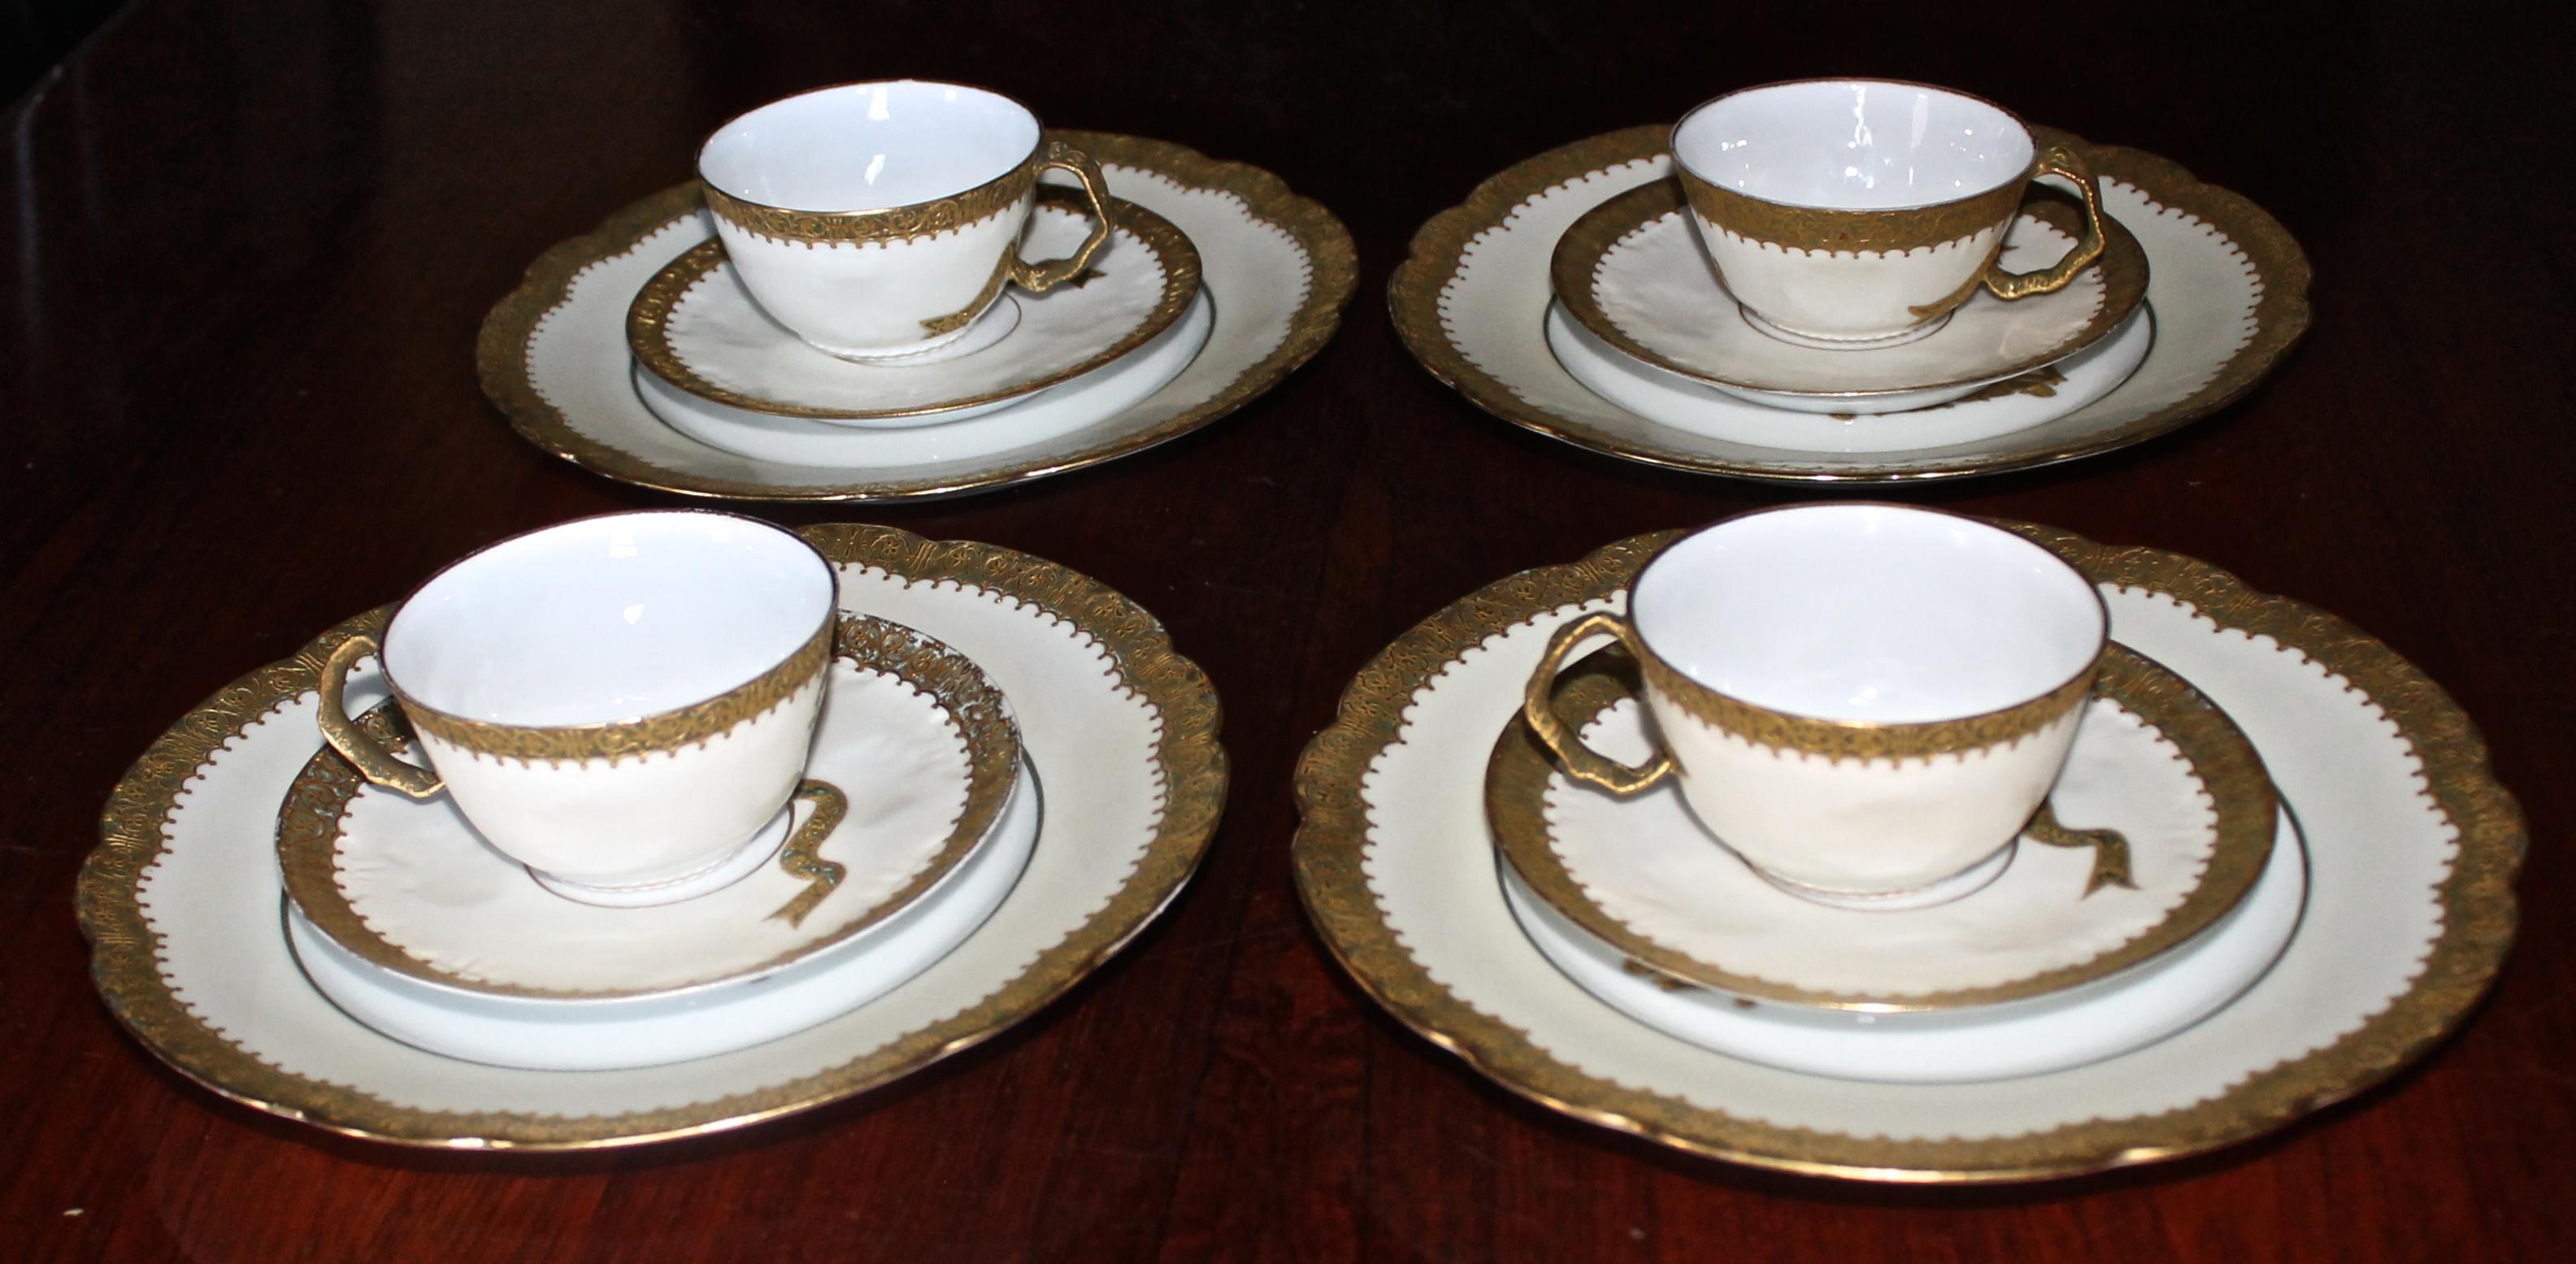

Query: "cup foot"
left=802, top=294, right=1021, bottom=365
left=528, top=806, right=795, bottom=908
left=1756, top=839, right=2018, bottom=912
left=1738, top=304, right=1951, bottom=352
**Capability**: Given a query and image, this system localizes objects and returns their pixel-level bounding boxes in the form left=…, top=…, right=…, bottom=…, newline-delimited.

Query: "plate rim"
left=1387, top=125, right=2313, bottom=483
left=1290, top=521, right=2522, bottom=1183
left=474, top=130, right=1357, bottom=502
left=77, top=523, right=1228, bottom=1150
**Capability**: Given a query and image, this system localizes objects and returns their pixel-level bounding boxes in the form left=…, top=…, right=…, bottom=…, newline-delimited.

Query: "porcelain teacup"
left=1671, top=79, right=2113, bottom=349
left=1523, top=503, right=2109, bottom=901
left=316, top=510, right=839, bottom=906
left=696, top=80, right=1120, bottom=362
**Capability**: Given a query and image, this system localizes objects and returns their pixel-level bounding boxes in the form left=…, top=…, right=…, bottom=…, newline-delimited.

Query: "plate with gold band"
left=80, top=523, right=1226, bottom=1148
left=625, top=187, right=1203, bottom=426
left=1293, top=521, right=2518, bottom=1182
left=480, top=131, right=1355, bottom=502
left=1388, top=125, right=2309, bottom=482
left=1493, top=641, right=2278, bottom=1014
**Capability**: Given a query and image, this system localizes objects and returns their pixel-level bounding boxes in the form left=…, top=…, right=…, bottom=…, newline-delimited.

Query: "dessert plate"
left=1293, top=523, right=2521, bottom=1182
left=1495, top=643, right=2276, bottom=1010
left=1390, top=126, right=2310, bottom=481
left=626, top=189, right=1201, bottom=426
left=1546, top=302, right=2154, bottom=454
left=80, top=523, right=1227, bottom=1149
left=280, top=615, right=1019, bottom=1002
left=1553, top=181, right=2148, bottom=413
left=480, top=131, right=1355, bottom=502
left=636, top=293, right=1210, bottom=467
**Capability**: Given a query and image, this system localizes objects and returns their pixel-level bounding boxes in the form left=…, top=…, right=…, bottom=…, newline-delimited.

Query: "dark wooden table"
left=5, top=2, right=2566, bottom=1259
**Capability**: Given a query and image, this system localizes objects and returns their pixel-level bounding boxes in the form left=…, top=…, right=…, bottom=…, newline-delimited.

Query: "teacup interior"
left=1674, top=80, right=2034, bottom=211
left=1630, top=505, right=2103, bottom=723
left=385, top=512, right=835, bottom=728
left=699, top=80, right=1040, bottom=213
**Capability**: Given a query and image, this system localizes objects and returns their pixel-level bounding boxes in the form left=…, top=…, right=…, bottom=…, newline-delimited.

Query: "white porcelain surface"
left=1675, top=80, right=2037, bottom=341
left=1503, top=807, right=2305, bottom=1084
left=140, top=552, right=1184, bottom=1117
left=1436, top=150, right=2265, bottom=480
left=1543, top=691, right=2222, bottom=999
left=1547, top=302, right=2153, bottom=450
left=666, top=205, right=1180, bottom=426
left=701, top=81, right=1046, bottom=359
left=640, top=291, right=1212, bottom=467
left=527, top=161, right=1306, bottom=497
left=290, top=760, right=1038, bottom=1071
left=1356, top=576, right=2449, bottom=1144
left=1588, top=207, right=2109, bottom=401
left=1605, top=506, right=2105, bottom=893
left=381, top=511, right=834, bottom=892
left=334, top=653, right=989, bottom=996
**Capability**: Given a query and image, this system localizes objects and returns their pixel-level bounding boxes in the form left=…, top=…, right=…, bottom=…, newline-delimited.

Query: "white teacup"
left=317, top=510, right=838, bottom=906
left=1671, top=79, right=2113, bottom=348
left=697, top=80, right=1119, bottom=362
left=1523, top=503, right=2109, bottom=901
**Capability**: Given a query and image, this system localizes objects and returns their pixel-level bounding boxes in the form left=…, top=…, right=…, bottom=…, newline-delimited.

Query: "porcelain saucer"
left=1293, top=523, right=2520, bottom=1182
left=1552, top=182, right=2148, bottom=415
left=627, top=188, right=1201, bottom=428
left=1546, top=302, right=2153, bottom=454
left=1496, top=643, right=2277, bottom=1011
left=273, top=617, right=1024, bottom=1071
left=1391, top=126, right=2309, bottom=482
left=81, top=523, right=1226, bottom=1149
left=480, top=132, right=1355, bottom=502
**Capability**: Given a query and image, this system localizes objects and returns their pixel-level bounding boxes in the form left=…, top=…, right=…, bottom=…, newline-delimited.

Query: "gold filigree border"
left=625, top=188, right=1205, bottom=421
left=1387, top=125, right=2312, bottom=482
left=1681, top=167, right=2028, bottom=254
left=476, top=131, right=1357, bottom=502
left=1553, top=178, right=2151, bottom=401
left=1495, top=642, right=2278, bottom=1010
left=278, top=612, right=1023, bottom=1001
left=1291, top=522, right=2522, bottom=1183
left=77, top=523, right=1227, bottom=1149
left=702, top=161, right=1035, bottom=246
left=1636, top=647, right=2095, bottom=763
left=395, top=618, right=829, bottom=765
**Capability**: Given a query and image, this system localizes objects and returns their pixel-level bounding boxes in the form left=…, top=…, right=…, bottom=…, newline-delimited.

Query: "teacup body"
left=698, top=81, right=1113, bottom=362
left=1672, top=80, right=2040, bottom=347
left=326, top=511, right=838, bottom=895
left=1525, top=504, right=2108, bottom=897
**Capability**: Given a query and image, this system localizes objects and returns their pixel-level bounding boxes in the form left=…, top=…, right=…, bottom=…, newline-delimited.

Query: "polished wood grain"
left=3, top=1, right=2566, bottom=1260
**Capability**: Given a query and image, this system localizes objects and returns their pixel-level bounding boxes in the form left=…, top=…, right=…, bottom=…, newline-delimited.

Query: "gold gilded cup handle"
left=317, top=635, right=445, bottom=800
left=1523, top=611, right=1677, bottom=796
left=2025, top=801, right=2138, bottom=897
left=1982, top=144, right=2110, bottom=301
left=1007, top=140, right=1119, bottom=293
left=767, top=780, right=850, bottom=927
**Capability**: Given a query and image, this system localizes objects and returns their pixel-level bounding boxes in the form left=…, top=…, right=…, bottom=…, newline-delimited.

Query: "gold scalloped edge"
left=1386, top=126, right=2313, bottom=483
left=77, top=523, right=1227, bottom=1149
left=475, top=131, right=1357, bottom=502
left=1291, top=522, right=2519, bottom=1183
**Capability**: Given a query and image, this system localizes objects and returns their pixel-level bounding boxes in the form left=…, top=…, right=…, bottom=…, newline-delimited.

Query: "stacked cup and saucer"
left=276, top=510, right=1037, bottom=1071
left=1500, top=505, right=2295, bottom=1084
left=620, top=80, right=1211, bottom=473
left=1545, top=80, right=2150, bottom=444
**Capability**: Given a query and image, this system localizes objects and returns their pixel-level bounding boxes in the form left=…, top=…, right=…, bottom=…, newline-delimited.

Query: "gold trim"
left=1292, top=522, right=2521, bottom=1182
left=700, top=159, right=1036, bottom=246
left=1680, top=165, right=2029, bottom=254
left=769, top=779, right=852, bottom=928
left=920, top=254, right=1014, bottom=337
left=1388, top=125, right=2312, bottom=482
left=478, top=130, right=1357, bottom=502
left=1551, top=177, right=2149, bottom=401
left=1493, top=641, right=2277, bottom=1010
left=393, top=618, right=829, bottom=765
left=277, top=611, right=1023, bottom=1001
left=624, top=188, right=1203, bottom=422
left=1636, top=644, right=2094, bottom=762
left=80, top=524, right=1227, bottom=1149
